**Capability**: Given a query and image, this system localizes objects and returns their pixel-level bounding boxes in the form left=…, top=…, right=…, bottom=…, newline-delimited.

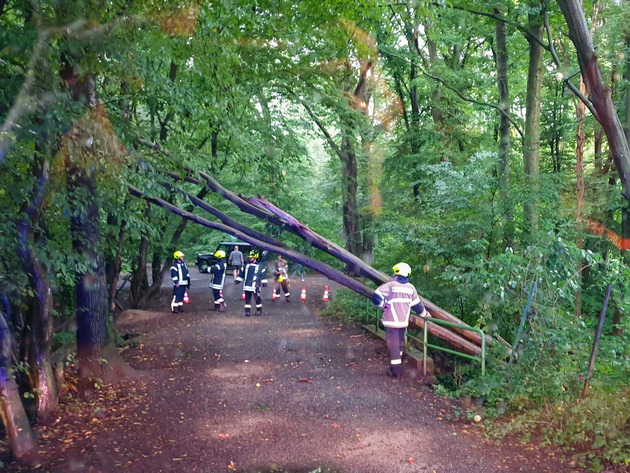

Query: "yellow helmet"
left=173, top=250, right=185, bottom=259
left=214, top=250, right=226, bottom=259
left=248, top=250, right=259, bottom=260
left=392, top=262, right=411, bottom=277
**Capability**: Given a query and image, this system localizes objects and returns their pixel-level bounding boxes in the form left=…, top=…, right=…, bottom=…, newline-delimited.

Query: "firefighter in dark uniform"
left=209, top=250, right=227, bottom=312
left=372, top=262, right=430, bottom=378
left=170, top=250, right=190, bottom=313
left=235, top=250, right=267, bottom=316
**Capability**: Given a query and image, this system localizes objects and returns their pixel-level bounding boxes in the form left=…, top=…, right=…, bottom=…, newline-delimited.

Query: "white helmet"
left=392, top=262, right=411, bottom=277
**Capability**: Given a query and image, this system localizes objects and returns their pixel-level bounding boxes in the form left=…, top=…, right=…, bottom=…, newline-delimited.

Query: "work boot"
left=286, top=296, right=291, bottom=302
left=214, top=303, right=221, bottom=312
left=386, top=366, right=402, bottom=379
left=245, top=309, right=251, bottom=317
left=218, top=304, right=225, bottom=312
left=255, top=308, right=262, bottom=316
left=177, top=307, right=186, bottom=313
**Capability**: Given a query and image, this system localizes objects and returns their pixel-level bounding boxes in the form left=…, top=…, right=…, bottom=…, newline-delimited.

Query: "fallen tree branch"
left=128, top=184, right=483, bottom=355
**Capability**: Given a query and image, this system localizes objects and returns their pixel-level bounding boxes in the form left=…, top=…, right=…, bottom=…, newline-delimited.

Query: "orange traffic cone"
left=322, top=286, right=329, bottom=302
left=241, top=291, right=246, bottom=300
left=272, top=288, right=278, bottom=301
left=183, top=291, right=190, bottom=304
left=300, top=287, right=307, bottom=301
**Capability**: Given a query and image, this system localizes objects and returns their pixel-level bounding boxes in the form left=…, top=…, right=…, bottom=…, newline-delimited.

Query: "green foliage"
left=319, top=288, right=368, bottom=323
left=493, top=391, right=630, bottom=470
left=53, top=331, right=76, bottom=350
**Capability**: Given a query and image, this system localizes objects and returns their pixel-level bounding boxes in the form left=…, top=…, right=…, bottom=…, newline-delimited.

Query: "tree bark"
left=0, top=309, right=36, bottom=458
left=15, top=155, right=58, bottom=419
left=61, top=68, right=134, bottom=390
left=523, top=6, right=545, bottom=237
left=130, top=203, right=150, bottom=308
left=105, top=213, right=126, bottom=313
left=494, top=8, right=513, bottom=250
left=557, top=0, right=630, bottom=202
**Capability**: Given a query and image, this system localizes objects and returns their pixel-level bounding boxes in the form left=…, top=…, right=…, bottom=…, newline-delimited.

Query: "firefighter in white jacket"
left=372, top=262, right=430, bottom=378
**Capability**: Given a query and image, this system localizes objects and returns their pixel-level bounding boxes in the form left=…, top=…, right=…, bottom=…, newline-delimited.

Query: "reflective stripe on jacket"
left=209, top=261, right=227, bottom=290
left=238, top=262, right=268, bottom=291
left=170, top=260, right=189, bottom=286
left=374, top=280, right=424, bottom=328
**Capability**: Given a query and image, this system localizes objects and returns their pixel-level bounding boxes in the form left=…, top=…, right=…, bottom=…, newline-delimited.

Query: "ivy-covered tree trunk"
left=65, top=146, right=114, bottom=391
left=16, top=156, right=58, bottom=419
left=61, top=69, right=134, bottom=391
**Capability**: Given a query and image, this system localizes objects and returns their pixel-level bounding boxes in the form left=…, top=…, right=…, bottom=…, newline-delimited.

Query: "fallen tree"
left=161, top=170, right=510, bottom=353
left=129, top=176, right=511, bottom=357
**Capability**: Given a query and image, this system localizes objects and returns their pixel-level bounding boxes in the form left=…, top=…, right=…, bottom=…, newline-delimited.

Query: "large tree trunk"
left=0, top=310, right=36, bottom=458
left=558, top=0, right=630, bottom=333
left=61, top=68, right=134, bottom=391
left=558, top=0, right=630, bottom=202
left=523, top=7, right=545, bottom=237
left=15, top=155, right=58, bottom=419
left=571, top=0, right=599, bottom=318
left=494, top=8, right=513, bottom=250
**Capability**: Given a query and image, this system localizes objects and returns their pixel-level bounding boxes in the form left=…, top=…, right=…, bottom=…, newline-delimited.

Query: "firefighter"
left=273, top=255, right=291, bottom=302
left=209, top=250, right=227, bottom=311
left=372, top=262, right=430, bottom=378
left=170, top=250, right=190, bottom=314
left=235, top=250, right=267, bottom=316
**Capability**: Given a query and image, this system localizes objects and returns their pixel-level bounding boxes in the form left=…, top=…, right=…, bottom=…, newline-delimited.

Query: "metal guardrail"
left=422, top=317, right=486, bottom=377
left=365, top=300, right=486, bottom=377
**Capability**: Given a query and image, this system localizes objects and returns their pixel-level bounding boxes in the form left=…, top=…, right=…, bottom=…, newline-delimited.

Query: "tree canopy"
left=1, top=0, right=629, bottom=469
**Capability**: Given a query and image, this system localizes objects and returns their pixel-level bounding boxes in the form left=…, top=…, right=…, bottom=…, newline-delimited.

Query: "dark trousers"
left=385, top=327, right=406, bottom=376
left=212, top=288, right=224, bottom=310
left=244, top=289, right=262, bottom=316
left=171, top=285, right=187, bottom=312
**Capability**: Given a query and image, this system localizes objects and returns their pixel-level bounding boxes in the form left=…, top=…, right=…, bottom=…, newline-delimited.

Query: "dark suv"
left=196, top=242, right=255, bottom=273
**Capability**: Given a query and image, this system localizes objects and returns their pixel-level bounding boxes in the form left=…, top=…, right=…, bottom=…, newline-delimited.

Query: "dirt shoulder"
left=2, top=272, right=584, bottom=473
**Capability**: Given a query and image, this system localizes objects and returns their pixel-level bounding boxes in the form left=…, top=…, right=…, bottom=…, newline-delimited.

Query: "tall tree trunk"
left=339, top=137, right=362, bottom=257
left=16, top=155, right=58, bottom=419
left=574, top=75, right=586, bottom=318
left=523, top=8, right=545, bottom=237
left=404, top=18, right=423, bottom=199
left=557, top=0, right=630, bottom=199
left=0, top=312, right=35, bottom=459
left=494, top=8, right=514, bottom=250
left=613, top=24, right=630, bottom=336
left=105, top=213, right=126, bottom=313
left=572, top=0, right=600, bottom=319
left=61, top=67, right=134, bottom=391
left=130, top=204, right=150, bottom=309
